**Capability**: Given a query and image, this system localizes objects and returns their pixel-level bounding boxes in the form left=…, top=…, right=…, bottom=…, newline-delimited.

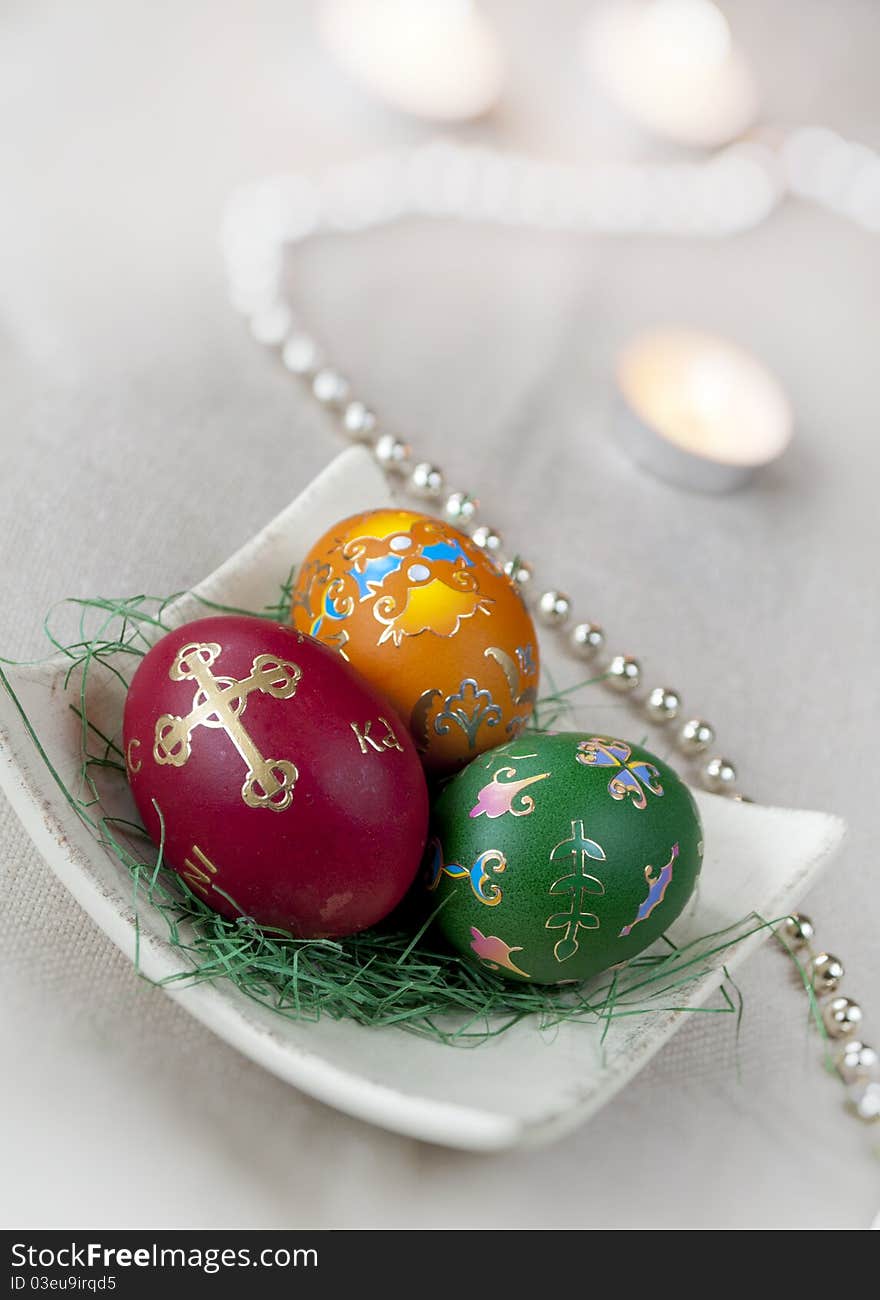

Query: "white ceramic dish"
left=0, top=448, right=846, bottom=1151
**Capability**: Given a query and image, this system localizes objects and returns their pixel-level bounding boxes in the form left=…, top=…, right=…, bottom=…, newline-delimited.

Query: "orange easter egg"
left=291, top=509, right=540, bottom=773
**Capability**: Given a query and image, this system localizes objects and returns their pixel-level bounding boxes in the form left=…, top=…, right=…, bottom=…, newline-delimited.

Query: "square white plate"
left=0, top=448, right=846, bottom=1150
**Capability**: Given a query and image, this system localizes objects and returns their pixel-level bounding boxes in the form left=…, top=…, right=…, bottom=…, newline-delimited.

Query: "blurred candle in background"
left=615, top=328, right=794, bottom=491
left=584, top=0, right=758, bottom=148
left=318, top=0, right=504, bottom=122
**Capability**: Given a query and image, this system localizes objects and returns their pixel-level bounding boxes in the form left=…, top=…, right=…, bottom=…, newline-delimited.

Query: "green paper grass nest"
left=0, top=585, right=796, bottom=1046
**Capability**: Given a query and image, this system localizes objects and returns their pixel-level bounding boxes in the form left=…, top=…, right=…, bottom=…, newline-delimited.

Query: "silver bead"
left=704, top=756, right=737, bottom=792
left=471, top=524, right=503, bottom=555
left=678, top=719, right=715, bottom=753
left=570, top=622, right=605, bottom=659
left=779, top=912, right=815, bottom=951
left=249, top=303, right=293, bottom=346
left=373, top=434, right=410, bottom=474
left=836, top=1040, right=879, bottom=1085
left=604, top=654, right=641, bottom=693
left=503, top=557, right=532, bottom=587
left=281, top=332, right=322, bottom=376
left=444, top=492, right=478, bottom=526
left=848, top=1080, right=880, bottom=1122
left=536, top=590, right=572, bottom=628
left=410, top=461, right=445, bottom=499
left=645, top=686, right=681, bottom=724
left=822, top=996, right=863, bottom=1039
left=341, top=400, right=377, bottom=442
left=312, top=368, right=351, bottom=408
left=811, top=952, right=845, bottom=995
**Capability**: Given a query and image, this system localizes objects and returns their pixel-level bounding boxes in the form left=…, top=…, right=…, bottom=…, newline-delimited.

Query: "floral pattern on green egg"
left=426, top=731, right=703, bottom=985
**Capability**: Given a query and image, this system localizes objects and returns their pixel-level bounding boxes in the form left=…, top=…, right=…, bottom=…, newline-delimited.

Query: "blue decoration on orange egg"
left=290, top=510, right=540, bottom=773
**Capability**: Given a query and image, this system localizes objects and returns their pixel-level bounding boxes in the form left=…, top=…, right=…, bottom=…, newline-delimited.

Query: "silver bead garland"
left=604, top=653, right=642, bottom=693
left=645, top=686, right=681, bottom=724
left=443, top=491, right=478, bottom=526
left=470, top=524, right=503, bottom=556
left=678, top=719, right=716, bottom=754
left=811, top=952, right=845, bottom=995
left=703, top=756, right=737, bottom=793
left=222, top=136, right=876, bottom=1128
left=373, top=433, right=410, bottom=473
left=341, top=400, right=378, bottom=441
left=536, top=590, right=572, bottom=628
left=502, top=557, right=532, bottom=587
left=570, top=621, right=605, bottom=658
left=410, top=461, right=445, bottom=499
left=312, top=367, right=350, bottom=408
left=780, top=912, right=877, bottom=1122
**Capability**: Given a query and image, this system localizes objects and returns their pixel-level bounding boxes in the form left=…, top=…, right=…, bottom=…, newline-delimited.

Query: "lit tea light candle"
left=616, top=328, right=794, bottom=491
left=318, top=0, right=504, bottom=123
left=584, top=0, right=758, bottom=148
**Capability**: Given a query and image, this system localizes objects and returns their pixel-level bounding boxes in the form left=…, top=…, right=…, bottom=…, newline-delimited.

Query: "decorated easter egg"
left=290, top=509, right=540, bottom=773
left=123, top=615, right=429, bottom=937
left=426, top=732, right=703, bottom=984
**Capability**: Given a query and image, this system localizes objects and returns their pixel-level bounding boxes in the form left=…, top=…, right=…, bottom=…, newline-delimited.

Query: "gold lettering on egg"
left=350, top=717, right=404, bottom=755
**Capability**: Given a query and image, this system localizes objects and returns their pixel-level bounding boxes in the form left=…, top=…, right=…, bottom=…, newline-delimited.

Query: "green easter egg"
left=426, top=732, right=703, bottom=985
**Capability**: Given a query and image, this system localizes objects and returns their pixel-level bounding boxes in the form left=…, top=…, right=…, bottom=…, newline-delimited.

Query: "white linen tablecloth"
left=1, top=0, right=877, bottom=1229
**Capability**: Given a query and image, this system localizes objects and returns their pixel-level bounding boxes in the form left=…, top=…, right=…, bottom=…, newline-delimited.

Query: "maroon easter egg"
left=122, top=615, right=429, bottom=937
